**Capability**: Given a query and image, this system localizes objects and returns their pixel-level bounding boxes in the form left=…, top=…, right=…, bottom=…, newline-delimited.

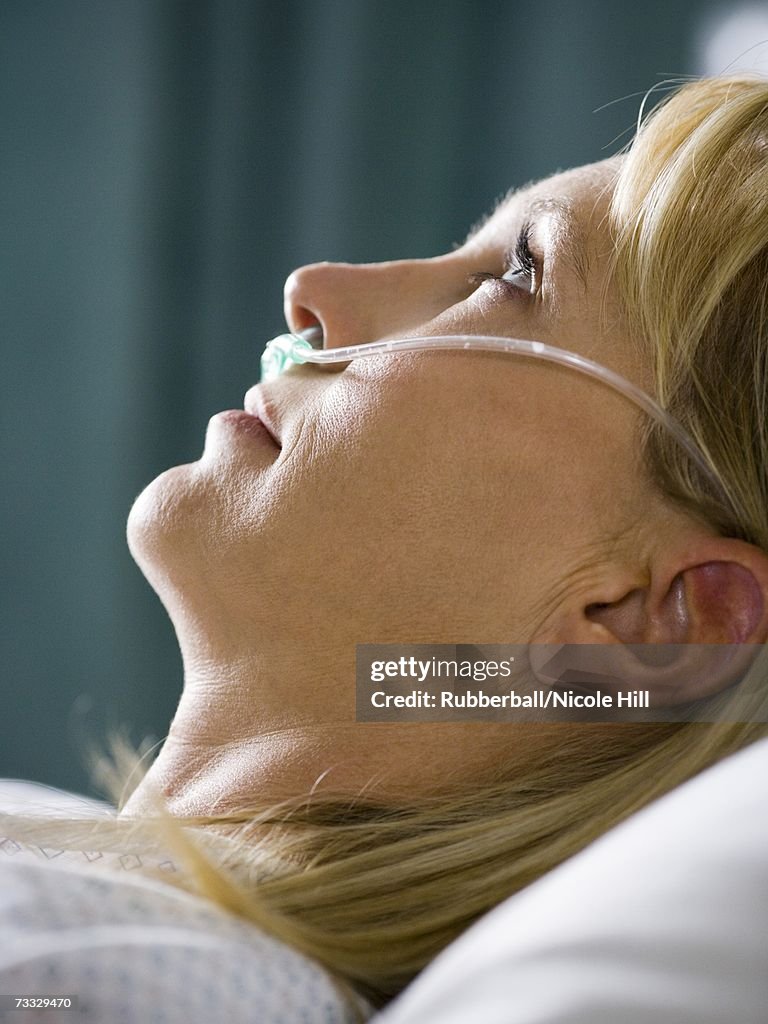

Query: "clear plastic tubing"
left=261, top=328, right=728, bottom=511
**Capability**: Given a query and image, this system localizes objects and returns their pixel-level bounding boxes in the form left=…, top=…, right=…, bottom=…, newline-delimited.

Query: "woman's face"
left=125, top=157, right=692, bottom=811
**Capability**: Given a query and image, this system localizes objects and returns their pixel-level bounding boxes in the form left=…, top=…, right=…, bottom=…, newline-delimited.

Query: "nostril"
left=285, top=300, right=323, bottom=337
left=300, top=325, right=325, bottom=349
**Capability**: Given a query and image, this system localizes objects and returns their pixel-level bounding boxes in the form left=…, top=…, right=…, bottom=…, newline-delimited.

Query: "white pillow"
left=376, top=737, right=768, bottom=1024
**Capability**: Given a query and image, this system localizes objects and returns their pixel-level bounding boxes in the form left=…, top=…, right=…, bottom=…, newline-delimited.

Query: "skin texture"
left=121, top=158, right=768, bottom=818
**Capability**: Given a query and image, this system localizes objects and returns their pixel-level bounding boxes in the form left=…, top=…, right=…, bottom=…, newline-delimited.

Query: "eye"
left=467, top=221, right=538, bottom=297
left=499, top=265, right=534, bottom=293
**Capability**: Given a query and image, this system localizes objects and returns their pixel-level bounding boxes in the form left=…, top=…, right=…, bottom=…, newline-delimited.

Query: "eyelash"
left=468, top=221, right=537, bottom=296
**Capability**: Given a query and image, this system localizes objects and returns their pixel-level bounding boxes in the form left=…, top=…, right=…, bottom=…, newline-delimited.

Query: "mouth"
left=244, top=393, right=281, bottom=447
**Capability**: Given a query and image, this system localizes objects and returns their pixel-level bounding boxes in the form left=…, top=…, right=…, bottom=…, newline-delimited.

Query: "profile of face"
left=124, top=157, right=768, bottom=817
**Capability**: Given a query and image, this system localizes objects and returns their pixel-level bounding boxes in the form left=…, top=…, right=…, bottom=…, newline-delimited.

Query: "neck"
left=117, top=635, right=346, bottom=820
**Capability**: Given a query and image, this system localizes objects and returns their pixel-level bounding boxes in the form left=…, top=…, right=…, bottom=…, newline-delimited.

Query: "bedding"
left=378, top=737, right=768, bottom=1024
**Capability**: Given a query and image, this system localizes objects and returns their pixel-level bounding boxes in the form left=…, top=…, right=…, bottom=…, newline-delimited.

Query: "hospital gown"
left=0, top=780, right=365, bottom=1024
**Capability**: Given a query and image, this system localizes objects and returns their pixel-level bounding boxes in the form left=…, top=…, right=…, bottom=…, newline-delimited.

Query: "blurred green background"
left=1, top=0, right=763, bottom=797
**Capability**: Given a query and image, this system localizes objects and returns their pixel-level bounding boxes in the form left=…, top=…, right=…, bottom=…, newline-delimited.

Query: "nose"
left=283, top=257, right=470, bottom=350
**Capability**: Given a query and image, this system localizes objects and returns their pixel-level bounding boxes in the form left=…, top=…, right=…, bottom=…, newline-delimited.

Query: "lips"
left=244, top=390, right=281, bottom=447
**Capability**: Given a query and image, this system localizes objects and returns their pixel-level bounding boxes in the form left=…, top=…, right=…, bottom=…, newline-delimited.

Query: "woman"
left=4, top=75, right=768, bottom=1013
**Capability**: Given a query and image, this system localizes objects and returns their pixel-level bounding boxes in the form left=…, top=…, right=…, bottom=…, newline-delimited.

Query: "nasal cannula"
left=260, top=326, right=730, bottom=513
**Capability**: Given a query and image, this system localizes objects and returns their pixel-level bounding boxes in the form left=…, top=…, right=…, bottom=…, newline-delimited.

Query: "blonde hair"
left=611, top=75, right=768, bottom=545
left=5, top=75, right=768, bottom=1013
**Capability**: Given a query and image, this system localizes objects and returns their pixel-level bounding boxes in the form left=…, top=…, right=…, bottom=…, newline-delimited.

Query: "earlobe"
left=531, top=537, right=768, bottom=706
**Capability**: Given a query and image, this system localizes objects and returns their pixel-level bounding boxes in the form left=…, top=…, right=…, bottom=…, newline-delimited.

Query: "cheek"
left=277, top=363, right=542, bottom=595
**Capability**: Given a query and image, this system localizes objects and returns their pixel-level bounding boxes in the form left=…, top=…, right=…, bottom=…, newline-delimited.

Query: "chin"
left=126, top=461, right=210, bottom=592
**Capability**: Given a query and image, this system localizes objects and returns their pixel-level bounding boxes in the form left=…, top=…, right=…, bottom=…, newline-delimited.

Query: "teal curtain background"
left=1, top=0, right=725, bottom=797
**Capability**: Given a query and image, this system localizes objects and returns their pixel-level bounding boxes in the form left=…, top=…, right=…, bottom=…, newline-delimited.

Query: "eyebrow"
left=463, top=190, right=592, bottom=293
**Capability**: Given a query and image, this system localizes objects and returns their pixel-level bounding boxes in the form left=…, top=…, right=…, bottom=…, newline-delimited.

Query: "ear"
left=530, top=535, right=768, bottom=706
